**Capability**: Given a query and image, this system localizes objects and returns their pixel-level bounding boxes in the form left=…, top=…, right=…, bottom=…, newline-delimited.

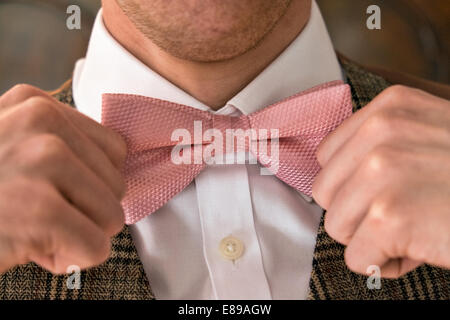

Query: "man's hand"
left=313, top=85, right=450, bottom=278
left=0, top=84, right=127, bottom=274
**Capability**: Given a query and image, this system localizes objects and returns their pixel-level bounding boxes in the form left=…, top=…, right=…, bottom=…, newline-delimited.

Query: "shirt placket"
left=195, top=164, right=272, bottom=300
left=194, top=105, right=272, bottom=300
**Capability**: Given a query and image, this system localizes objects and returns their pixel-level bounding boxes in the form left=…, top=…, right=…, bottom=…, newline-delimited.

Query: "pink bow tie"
left=102, top=80, right=352, bottom=224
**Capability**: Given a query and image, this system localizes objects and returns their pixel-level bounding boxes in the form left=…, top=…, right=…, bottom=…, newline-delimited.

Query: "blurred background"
left=0, top=0, right=449, bottom=94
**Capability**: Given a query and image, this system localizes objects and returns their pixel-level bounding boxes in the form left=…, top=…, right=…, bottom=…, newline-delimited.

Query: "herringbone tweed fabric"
left=0, top=58, right=448, bottom=300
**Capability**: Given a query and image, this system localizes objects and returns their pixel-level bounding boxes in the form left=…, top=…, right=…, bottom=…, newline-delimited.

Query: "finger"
left=59, top=121, right=126, bottom=199
left=58, top=102, right=128, bottom=170
left=312, top=107, right=450, bottom=209
left=343, top=187, right=426, bottom=278
left=378, top=259, right=423, bottom=279
left=0, top=84, right=40, bottom=109
left=323, top=169, right=384, bottom=246
left=2, top=99, right=125, bottom=198
left=321, top=146, right=399, bottom=245
left=316, top=85, right=448, bottom=167
left=322, top=143, right=440, bottom=245
left=345, top=220, right=423, bottom=278
left=0, top=85, right=127, bottom=169
left=344, top=173, right=450, bottom=277
left=27, top=187, right=111, bottom=274
left=344, top=213, right=391, bottom=276
left=20, top=134, right=125, bottom=237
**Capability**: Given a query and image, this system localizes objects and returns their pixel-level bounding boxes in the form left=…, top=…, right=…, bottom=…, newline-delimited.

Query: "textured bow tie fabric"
left=102, top=81, right=353, bottom=224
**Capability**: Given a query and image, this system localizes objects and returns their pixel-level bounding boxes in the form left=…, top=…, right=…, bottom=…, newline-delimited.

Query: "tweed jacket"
left=0, top=58, right=449, bottom=300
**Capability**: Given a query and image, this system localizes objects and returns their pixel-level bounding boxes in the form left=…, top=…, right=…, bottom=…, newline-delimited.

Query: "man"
left=0, top=0, right=448, bottom=300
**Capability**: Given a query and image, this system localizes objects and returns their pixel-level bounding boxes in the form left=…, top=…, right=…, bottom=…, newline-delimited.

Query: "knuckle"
left=367, top=196, right=402, bottom=234
left=1, top=84, right=45, bottom=109
left=378, top=85, right=433, bottom=114
left=362, top=111, right=396, bottom=137
left=362, top=146, right=396, bottom=175
left=382, top=85, right=411, bottom=102
left=18, top=97, right=59, bottom=128
left=368, top=198, right=391, bottom=226
left=24, top=134, right=69, bottom=166
left=324, top=213, right=350, bottom=245
left=8, top=83, right=36, bottom=96
left=361, top=109, right=414, bottom=143
left=368, top=195, right=412, bottom=259
left=24, top=96, right=54, bottom=115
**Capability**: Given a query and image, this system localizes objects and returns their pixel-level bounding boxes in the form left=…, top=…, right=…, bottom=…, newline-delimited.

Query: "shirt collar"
left=73, top=0, right=342, bottom=122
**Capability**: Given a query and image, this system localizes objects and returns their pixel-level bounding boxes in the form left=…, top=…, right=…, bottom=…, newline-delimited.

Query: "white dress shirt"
left=72, top=1, right=343, bottom=299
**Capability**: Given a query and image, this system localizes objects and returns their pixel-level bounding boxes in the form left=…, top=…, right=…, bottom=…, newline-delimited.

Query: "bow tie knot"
left=211, top=114, right=251, bottom=133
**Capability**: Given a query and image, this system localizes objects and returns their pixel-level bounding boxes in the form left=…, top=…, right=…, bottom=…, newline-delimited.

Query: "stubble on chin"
left=115, top=0, right=293, bottom=62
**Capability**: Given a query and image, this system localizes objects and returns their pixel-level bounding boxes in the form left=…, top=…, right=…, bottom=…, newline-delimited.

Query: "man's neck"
left=102, top=0, right=311, bottom=110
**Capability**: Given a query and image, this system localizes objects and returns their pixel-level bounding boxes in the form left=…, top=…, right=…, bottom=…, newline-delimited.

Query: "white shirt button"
left=219, top=236, right=244, bottom=261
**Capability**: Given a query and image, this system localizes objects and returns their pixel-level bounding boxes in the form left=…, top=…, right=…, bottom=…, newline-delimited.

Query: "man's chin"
left=154, top=38, right=260, bottom=63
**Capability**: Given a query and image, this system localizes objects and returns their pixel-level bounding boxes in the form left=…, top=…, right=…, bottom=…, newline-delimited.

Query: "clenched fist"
left=0, top=84, right=127, bottom=274
left=313, top=85, right=450, bottom=278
